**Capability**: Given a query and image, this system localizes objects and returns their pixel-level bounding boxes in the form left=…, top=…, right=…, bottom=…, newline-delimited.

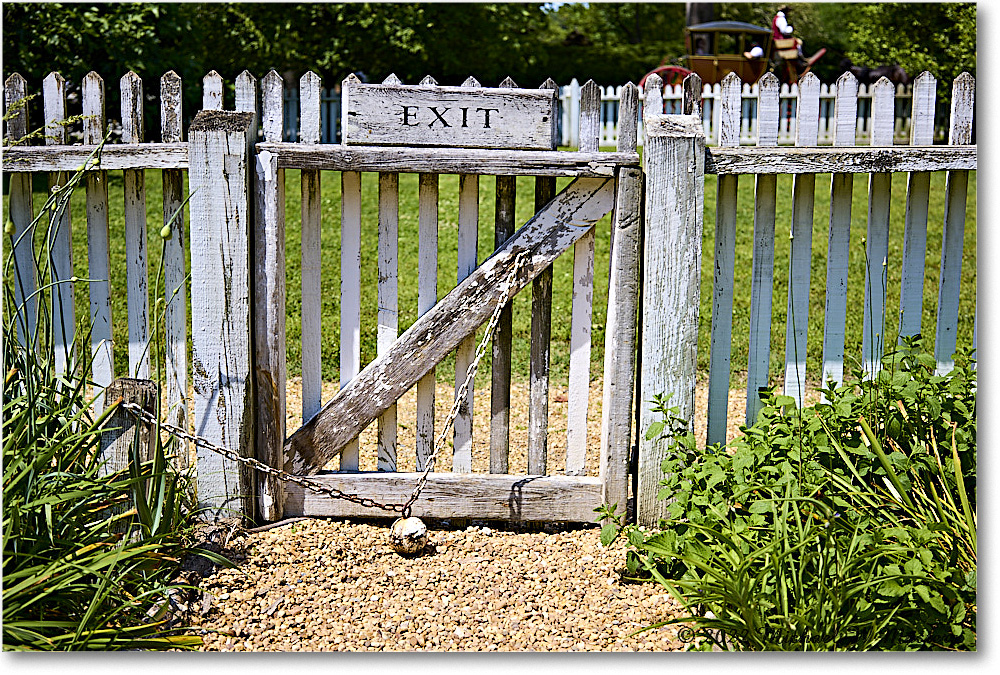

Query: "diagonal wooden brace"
left=284, top=176, right=615, bottom=474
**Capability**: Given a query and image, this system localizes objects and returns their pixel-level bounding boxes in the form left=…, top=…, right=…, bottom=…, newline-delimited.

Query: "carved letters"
left=343, top=81, right=557, bottom=150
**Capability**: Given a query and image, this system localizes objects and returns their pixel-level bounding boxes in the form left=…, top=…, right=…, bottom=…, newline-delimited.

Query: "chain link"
left=122, top=249, right=529, bottom=518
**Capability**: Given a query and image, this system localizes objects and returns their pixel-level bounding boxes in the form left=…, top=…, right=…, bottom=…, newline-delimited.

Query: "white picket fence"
left=559, top=77, right=919, bottom=148
left=4, top=67, right=975, bottom=527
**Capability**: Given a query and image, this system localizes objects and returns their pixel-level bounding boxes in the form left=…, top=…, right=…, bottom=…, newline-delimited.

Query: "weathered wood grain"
left=599, top=166, right=641, bottom=517
left=454, top=170, right=479, bottom=474
left=98, top=378, right=158, bottom=477
left=121, top=72, right=151, bottom=380
left=2, top=143, right=189, bottom=171
left=82, top=72, right=114, bottom=409
left=283, top=472, right=603, bottom=522
left=596, top=84, right=641, bottom=517
left=862, top=78, right=896, bottom=378
left=706, top=72, right=741, bottom=446
left=161, top=70, right=189, bottom=474
left=262, top=70, right=284, bottom=144
left=339, top=170, right=363, bottom=470
left=566, top=80, right=601, bottom=476
left=489, top=75, right=518, bottom=474
left=43, top=72, right=76, bottom=374
left=253, top=73, right=287, bottom=521
left=377, top=172, right=400, bottom=472
left=203, top=70, right=223, bottom=111
left=416, top=172, right=439, bottom=470
left=821, top=72, right=859, bottom=391
left=491, top=176, right=516, bottom=473
left=704, top=145, right=974, bottom=175
left=252, top=143, right=638, bottom=176
left=746, top=73, right=779, bottom=425
left=235, top=70, right=259, bottom=139
left=254, top=147, right=286, bottom=521
left=782, top=73, right=819, bottom=408
left=189, top=110, right=256, bottom=520
left=5, top=73, right=37, bottom=350
left=638, top=108, right=705, bottom=527
left=935, top=72, right=975, bottom=375
left=898, top=72, right=937, bottom=339
left=683, top=73, right=703, bottom=117
left=617, top=81, right=639, bottom=153
left=529, top=168, right=557, bottom=474
left=343, top=80, right=557, bottom=149
left=284, top=177, right=615, bottom=474
left=300, top=72, right=323, bottom=423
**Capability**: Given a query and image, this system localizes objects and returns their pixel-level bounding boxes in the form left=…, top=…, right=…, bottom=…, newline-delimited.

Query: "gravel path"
left=183, top=518, right=688, bottom=652
left=175, top=375, right=820, bottom=651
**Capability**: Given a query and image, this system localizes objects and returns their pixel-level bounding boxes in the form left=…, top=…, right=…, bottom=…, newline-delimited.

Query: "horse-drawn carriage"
left=641, top=20, right=826, bottom=87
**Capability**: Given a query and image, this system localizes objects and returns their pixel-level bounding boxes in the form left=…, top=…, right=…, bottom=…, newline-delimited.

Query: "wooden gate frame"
left=186, top=75, right=644, bottom=524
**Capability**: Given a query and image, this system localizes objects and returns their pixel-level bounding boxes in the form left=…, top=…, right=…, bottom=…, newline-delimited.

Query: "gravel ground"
left=180, top=518, right=689, bottom=652
left=172, top=374, right=819, bottom=651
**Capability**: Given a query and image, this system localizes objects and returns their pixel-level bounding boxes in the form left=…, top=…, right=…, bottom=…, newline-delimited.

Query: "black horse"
left=840, top=58, right=910, bottom=86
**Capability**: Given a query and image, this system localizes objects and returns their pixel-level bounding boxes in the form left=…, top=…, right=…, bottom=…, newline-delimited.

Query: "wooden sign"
left=342, top=81, right=557, bottom=150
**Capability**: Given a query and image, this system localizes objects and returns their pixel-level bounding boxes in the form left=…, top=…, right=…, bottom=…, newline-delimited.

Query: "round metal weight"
left=389, top=516, right=428, bottom=555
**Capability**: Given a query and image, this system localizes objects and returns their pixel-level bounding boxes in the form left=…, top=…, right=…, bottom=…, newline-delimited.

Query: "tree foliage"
left=844, top=2, right=976, bottom=85
left=2, top=2, right=976, bottom=132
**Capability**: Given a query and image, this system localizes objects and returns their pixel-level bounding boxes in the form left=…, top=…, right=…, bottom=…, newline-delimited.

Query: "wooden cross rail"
left=705, top=145, right=976, bottom=175
left=283, top=176, right=616, bottom=475
left=2, top=143, right=189, bottom=171
left=254, top=143, right=638, bottom=176
left=4, top=142, right=974, bottom=176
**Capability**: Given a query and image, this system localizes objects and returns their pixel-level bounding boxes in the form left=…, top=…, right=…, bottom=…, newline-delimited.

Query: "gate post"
left=637, top=76, right=705, bottom=526
left=188, top=110, right=256, bottom=522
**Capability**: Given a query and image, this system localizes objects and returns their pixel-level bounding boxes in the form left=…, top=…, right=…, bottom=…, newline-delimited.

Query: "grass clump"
left=600, top=338, right=976, bottom=651
left=2, top=141, right=226, bottom=650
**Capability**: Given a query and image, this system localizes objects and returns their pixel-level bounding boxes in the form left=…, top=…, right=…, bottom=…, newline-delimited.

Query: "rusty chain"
left=123, top=249, right=530, bottom=518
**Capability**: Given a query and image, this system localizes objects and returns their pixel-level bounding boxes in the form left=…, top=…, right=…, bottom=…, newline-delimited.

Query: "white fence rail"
left=559, top=77, right=920, bottom=148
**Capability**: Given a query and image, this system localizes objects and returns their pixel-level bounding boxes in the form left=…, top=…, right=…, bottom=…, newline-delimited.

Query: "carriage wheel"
left=640, top=65, right=694, bottom=88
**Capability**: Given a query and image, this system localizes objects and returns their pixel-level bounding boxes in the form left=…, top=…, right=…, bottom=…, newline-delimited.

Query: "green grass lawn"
left=4, top=165, right=976, bottom=391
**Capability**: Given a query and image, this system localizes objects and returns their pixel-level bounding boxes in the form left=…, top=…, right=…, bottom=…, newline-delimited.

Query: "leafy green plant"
left=600, top=339, right=976, bottom=650
left=2, top=135, right=227, bottom=650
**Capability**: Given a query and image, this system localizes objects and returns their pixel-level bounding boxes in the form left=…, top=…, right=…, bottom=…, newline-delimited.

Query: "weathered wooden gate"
left=191, top=73, right=643, bottom=523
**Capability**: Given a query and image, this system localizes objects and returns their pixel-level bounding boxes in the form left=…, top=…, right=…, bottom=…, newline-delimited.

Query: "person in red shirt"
left=772, top=6, right=794, bottom=40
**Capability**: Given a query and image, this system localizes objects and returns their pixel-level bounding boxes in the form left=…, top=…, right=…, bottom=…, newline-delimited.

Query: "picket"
left=490, top=76, right=519, bottom=474
left=781, top=73, right=819, bottom=408
left=898, top=72, right=937, bottom=339
left=4, top=74, right=36, bottom=350
left=705, top=72, right=741, bottom=446
left=377, top=169, right=400, bottom=472
left=566, top=79, right=600, bottom=476
left=121, top=72, right=151, bottom=380
left=203, top=70, right=223, bottom=111
left=528, top=79, right=559, bottom=475
left=599, top=82, right=640, bottom=517
left=821, top=72, right=859, bottom=391
left=416, top=165, right=439, bottom=470
left=339, top=167, right=363, bottom=471
left=81, top=72, right=114, bottom=410
left=255, top=69, right=287, bottom=519
left=43, top=72, right=76, bottom=374
left=453, top=76, right=482, bottom=474
left=745, top=73, right=779, bottom=425
left=935, top=73, right=975, bottom=375
left=861, top=78, right=895, bottom=378
left=300, top=72, right=323, bottom=422
left=161, top=70, right=189, bottom=468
